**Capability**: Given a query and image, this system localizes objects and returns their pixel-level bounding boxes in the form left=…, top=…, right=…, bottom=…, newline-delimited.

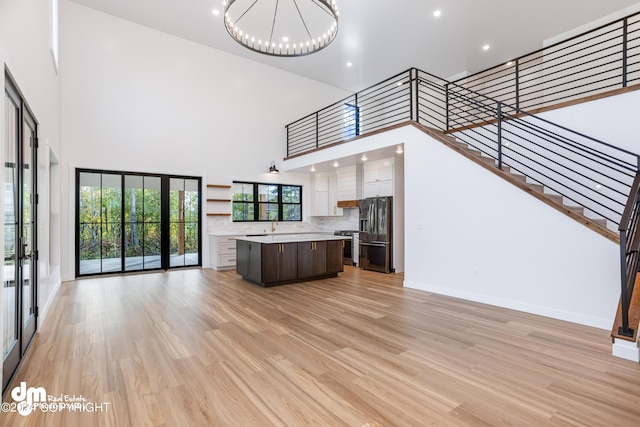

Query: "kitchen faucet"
left=271, top=218, right=278, bottom=232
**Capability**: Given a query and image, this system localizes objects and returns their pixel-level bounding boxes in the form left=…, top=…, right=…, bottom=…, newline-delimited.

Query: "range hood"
left=337, top=200, right=359, bottom=208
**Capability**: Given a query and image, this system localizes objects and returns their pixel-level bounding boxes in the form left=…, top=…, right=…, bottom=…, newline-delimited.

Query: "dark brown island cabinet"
left=236, top=235, right=347, bottom=287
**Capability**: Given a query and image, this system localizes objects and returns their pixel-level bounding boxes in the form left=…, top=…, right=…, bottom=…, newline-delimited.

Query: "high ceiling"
left=69, top=0, right=640, bottom=92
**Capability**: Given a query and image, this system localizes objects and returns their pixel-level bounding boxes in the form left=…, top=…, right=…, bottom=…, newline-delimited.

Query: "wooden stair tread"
left=589, top=218, right=608, bottom=227
left=565, top=205, right=585, bottom=215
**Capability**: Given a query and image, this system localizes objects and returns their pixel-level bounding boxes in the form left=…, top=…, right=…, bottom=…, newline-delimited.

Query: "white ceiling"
left=69, top=0, right=640, bottom=92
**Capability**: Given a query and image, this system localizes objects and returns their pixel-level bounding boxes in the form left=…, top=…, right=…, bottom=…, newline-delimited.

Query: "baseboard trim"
left=404, top=280, right=611, bottom=330
left=38, top=276, right=62, bottom=328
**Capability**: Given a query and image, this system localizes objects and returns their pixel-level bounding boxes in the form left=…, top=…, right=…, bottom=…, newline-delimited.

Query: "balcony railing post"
left=622, top=17, right=628, bottom=88
left=286, top=124, right=290, bottom=157
left=410, top=69, right=415, bottom=122
left=445, top=82, right=450, bottom=131
left=497, top=102, right=503, bottom=170
left=315, top=112, right=319, bottom=149
left=515, top=58, right=520, bottom=111
left=354, top=93, right=359, bottom=137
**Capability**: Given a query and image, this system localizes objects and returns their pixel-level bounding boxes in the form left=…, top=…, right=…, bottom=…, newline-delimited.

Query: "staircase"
left=412, top=122, right=619, bottom=243
left=414, top=119, right=639, bottom=346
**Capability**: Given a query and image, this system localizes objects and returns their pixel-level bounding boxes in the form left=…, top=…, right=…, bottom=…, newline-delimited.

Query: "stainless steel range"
left=333, top=230, right=358, bottom=265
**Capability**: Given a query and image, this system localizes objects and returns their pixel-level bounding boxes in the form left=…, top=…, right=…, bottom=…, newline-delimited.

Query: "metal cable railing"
left=287, top=63, right=640, bottom=227
left=452, top=11, right=640, bottom=112
left=286, top=70, right=413, bottom=157
left=417, top=68, right=639, bottom=227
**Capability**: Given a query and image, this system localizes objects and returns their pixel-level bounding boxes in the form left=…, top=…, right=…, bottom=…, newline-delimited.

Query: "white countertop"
left=209, top=231, right=327, bottom=237
left=236, top=233, right=350, bottom=244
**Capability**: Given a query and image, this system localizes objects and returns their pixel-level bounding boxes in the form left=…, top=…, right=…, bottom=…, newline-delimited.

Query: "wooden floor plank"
left=3, top=266, right=640, bottom=426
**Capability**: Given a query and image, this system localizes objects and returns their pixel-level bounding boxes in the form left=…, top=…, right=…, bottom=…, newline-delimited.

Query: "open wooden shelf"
left=207, top=184, right=232, bottom=218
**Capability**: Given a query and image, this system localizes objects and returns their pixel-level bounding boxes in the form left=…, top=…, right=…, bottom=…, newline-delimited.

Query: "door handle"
left=23, top=243, right=30, bottom=257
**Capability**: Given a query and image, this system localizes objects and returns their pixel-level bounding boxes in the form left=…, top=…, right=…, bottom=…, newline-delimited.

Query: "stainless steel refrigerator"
left=359, top=196, right=393, bottom=273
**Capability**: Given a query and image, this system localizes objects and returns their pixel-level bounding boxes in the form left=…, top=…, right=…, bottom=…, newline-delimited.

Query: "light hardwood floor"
left=2, top=267, right=640, bottom=426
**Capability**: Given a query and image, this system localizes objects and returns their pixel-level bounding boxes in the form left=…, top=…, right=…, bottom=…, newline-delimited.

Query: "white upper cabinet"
left=363, top=159, right=394, bottom=198
left=311, top=174, right=343, bottom=216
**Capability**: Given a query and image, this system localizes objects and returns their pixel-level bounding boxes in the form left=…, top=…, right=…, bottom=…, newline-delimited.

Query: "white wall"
left=536, top=89, right=640, bottom=156
left=0, top=0, right=62, bottom=390
left=60, top=2, right=349, bottom=280
left=399, top=125, right=620, bottom=329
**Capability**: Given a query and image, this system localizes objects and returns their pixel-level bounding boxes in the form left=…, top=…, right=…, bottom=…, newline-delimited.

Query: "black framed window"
left=232, top=181, right=302, bottom=222
left=282, top=185, right=302, bottom=220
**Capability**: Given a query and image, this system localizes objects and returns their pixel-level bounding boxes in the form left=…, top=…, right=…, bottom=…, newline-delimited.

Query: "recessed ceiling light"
left=483, top=44, right=491, bottom=51
left=361, top=154, right=368, bottom=161
left=433, top=10, right=442, bottom=18
left=506, top=61, right=513, bottom=66
left=333, top=160, right=339, bottom=167
left=310, top=165, right=316, bottom=172
left=346, top=62, right=353, bottom=67
left=282, top=36, right=289, bottom=42
left=396, top=145, right=404, bottom=154
left=212, top=9, right=220, bottom=16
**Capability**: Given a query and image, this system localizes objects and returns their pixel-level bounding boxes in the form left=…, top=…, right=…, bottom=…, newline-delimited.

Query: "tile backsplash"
left=307, top=207, right=359, bottom=231
left=208, top=207, right=359, bottom=235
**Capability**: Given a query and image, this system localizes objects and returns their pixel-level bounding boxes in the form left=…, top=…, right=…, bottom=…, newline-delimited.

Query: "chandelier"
left=223, top=0, right=339, bottom=57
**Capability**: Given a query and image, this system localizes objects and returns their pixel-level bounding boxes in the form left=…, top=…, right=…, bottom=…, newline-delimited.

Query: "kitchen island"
left=236, top=234, right=349, bottom=287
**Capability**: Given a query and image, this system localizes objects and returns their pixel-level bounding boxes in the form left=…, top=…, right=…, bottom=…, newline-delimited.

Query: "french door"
left=76, top=170, right=201, bottom=276
left=3, top=74, right=38, bottom=394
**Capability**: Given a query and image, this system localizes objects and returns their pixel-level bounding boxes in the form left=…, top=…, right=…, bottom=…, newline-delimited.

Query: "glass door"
left=76, top=170, right=201, bottom=276
left=3, top=74, right=38, bottom=394
left=20, top=103, right=37, bottom=356
left=77, top=172, right=122, bottom=274
left=169, top=178, right=199, bottom=267
left=3, top=79, right=20, bottom=394
left=124, top=175, right=161, bottom=271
